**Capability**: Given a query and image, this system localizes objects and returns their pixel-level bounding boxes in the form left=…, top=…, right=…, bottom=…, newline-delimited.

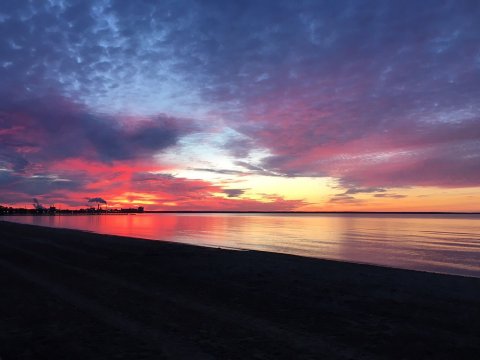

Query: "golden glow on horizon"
left=110, top=192, right=159, bottom=206
left=239, top=175, right=332, bottom=204
left=313, top=186, right=480, bottom=212
left=6, top=167, right=479, bottom=211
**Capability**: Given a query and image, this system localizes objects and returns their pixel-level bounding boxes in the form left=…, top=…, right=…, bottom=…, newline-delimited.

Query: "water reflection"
left=2, top=213, right=479, bottom=277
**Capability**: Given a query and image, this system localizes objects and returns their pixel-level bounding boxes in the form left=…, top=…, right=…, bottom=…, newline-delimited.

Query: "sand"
left=0, top=220, right=479, bottom=359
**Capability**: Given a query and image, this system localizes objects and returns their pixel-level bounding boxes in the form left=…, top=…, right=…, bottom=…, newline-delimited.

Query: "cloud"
left=1, top=0, right=479, bottom=209
left=191, top=164, right=283, bottom=178
left=129, top=172, right=307, bottom=210
left=329, top=186, right=407, bottom=204
left=0, top=168, right=86, bottom=197
left=165, top=1, right=479, bottom=189
left=1, top=165, right=309, bottom=211
left=234, top=161, right=264, bottom=172
left=0, top=90, right=198, bottom=204
left=0, top=93, right=196, bottom=168
left=328, top=194, right=363, bottom=205
left=192, top=168, right=246, bottom=176
left=373, top=193, right=407, bottom=199
left=223, top=189, right=245, bottom=198
left=87, top=197, right=107, bottom=204
left=344, top=187, right=386, bottom=195
left=233, top=161, right=285, bottom=177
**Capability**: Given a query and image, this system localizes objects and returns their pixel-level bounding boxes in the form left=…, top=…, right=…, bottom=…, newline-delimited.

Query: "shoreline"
left=2, top=217, right=479, bottom=279
left=2, top=219, right=479, bottom=280
left=1, top=221, right=479, bottom=359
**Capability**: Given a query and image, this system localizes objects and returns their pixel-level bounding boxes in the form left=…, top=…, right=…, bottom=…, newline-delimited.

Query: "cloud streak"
left=0, top=93, right=196, bottom=169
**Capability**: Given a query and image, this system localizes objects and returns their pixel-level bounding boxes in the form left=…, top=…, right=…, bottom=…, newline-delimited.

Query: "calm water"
left=2, top=213, right=480, bottom=277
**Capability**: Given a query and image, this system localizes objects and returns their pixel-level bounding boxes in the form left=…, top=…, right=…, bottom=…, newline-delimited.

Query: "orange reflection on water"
left=2, top=213, right=480, bottom=277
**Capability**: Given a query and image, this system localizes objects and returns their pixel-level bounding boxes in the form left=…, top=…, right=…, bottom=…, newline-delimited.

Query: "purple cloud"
left=0, top=93, right=196, bottom=168
left=223, top=189, right=245, bottom=198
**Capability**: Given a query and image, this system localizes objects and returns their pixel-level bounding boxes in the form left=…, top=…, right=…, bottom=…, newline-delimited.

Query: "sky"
left=1, top=0, right=479, bottom=211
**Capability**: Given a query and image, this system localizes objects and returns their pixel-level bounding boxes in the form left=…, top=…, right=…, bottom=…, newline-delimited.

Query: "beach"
left=1, top=221, right=479, bottom=359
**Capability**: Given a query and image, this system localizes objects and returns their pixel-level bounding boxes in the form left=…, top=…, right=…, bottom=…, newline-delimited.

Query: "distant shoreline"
left=1, top=210, right=479, bottom=216
left=144, top=210, right=480, bottom=215
left=0, top=213, right=135, bottom=216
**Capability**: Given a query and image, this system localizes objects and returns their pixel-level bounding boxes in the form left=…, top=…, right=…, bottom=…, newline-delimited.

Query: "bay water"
left=2, top=213, right=479, bottom=277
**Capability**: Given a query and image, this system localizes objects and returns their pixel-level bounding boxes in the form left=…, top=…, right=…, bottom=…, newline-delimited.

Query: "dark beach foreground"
left=0, top=221, right=479, bottom=359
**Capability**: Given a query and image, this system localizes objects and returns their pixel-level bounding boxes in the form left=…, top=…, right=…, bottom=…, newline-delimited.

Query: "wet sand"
left=1, top=220, right=479, bottom=359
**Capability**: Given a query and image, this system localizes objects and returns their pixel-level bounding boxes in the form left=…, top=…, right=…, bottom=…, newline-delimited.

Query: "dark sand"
left=1, top=221, right=479, bottom=359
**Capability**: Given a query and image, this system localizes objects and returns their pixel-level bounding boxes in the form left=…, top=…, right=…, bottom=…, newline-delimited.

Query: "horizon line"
left=144, top=210, right=480, bottom=215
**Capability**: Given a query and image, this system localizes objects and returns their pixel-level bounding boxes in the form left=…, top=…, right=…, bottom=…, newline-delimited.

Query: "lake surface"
left=2, top=213, right=480, bottom=277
